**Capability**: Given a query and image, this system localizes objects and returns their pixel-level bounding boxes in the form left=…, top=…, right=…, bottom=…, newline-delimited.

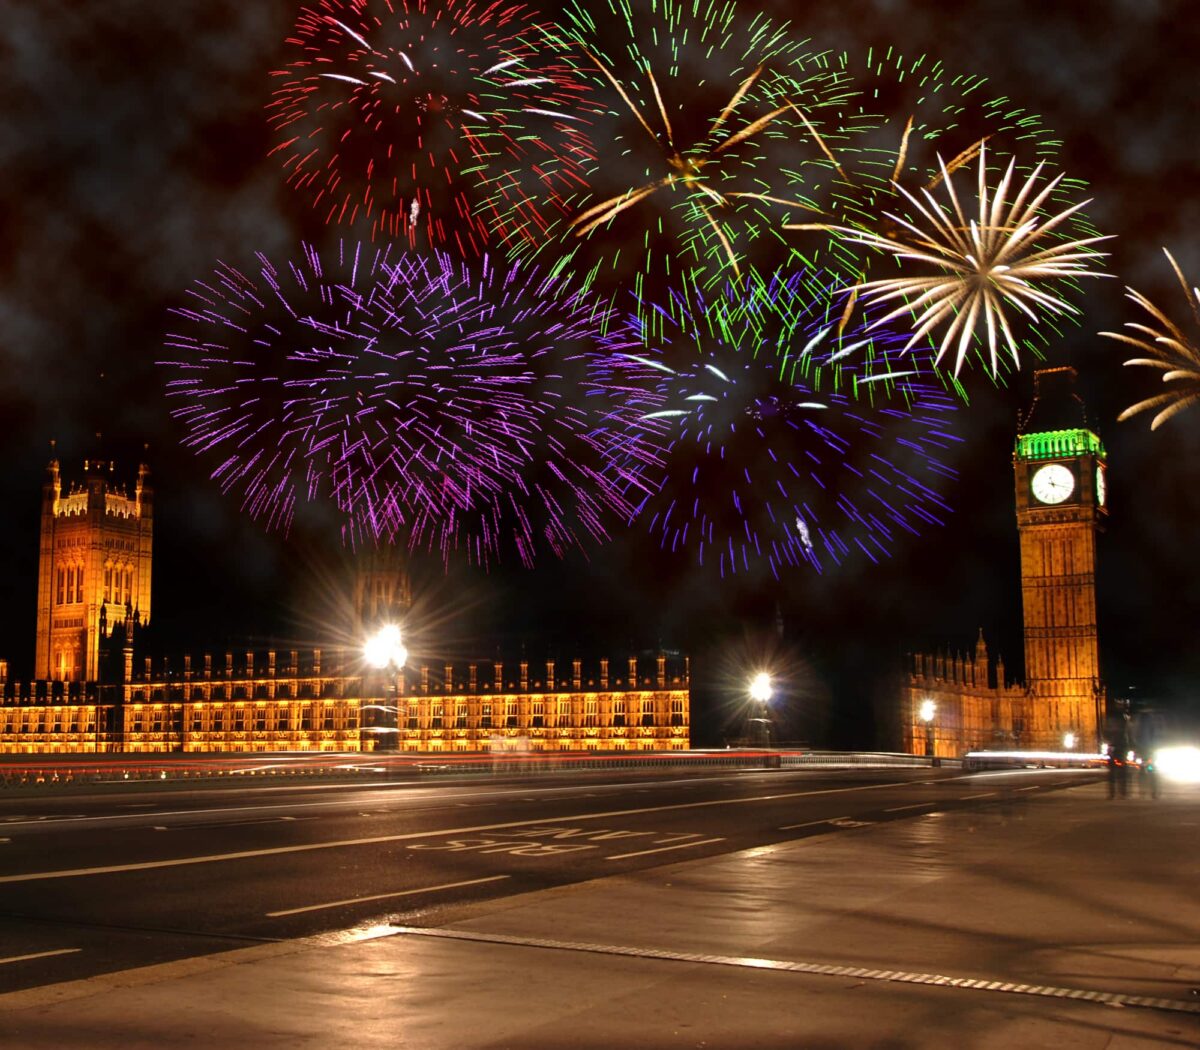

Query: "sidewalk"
left=3, top=781, right=1198, bottom=1048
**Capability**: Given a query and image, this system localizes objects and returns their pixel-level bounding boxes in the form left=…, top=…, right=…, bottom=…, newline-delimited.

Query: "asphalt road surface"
left=0, top=763, right=1099, bottom=995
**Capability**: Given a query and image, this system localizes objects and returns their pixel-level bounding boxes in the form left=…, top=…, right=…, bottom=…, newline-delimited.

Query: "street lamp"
left=748, top=672, right=773, bottom=748
left=919, top=698, right=936, bottom=760
left=1063, top=731, right=1076, bottom=751
left=364, top=624, right=407, bottom=752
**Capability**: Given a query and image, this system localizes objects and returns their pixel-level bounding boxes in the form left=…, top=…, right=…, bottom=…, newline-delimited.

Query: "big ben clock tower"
left=1013, top=367, right=1107, bottom=749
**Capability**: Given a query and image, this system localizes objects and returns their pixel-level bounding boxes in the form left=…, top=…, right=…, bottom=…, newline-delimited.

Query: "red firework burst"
left=267, top=0, right=595, bottom=252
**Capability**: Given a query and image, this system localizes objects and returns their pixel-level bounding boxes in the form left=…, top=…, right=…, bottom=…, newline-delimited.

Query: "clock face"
left=1031, top=463, right=1075, bottom=504
left=1096, top=465, right=1107, bottom=506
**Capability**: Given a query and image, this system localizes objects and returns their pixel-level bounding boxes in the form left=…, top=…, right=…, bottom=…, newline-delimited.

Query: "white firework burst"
left=806, top=147, right=1111, bottom=376
left=1104, top=248, right=1200, bottom=430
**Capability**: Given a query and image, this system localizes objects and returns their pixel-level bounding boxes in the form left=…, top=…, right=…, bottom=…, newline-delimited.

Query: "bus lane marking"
left=0, top=780, right=898, bottom=885
left=408, top=838, right=596, bottom=857
left=407, top=826, right=717, bottom=859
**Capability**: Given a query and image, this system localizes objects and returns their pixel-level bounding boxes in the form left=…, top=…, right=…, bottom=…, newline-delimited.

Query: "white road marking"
left=779, top=817, right=847, bottom=830
left=960, top=792, right=996, bottom=800
left=606, top=837, right=724, bottom=860
left=265, top=875, right=509, bottom=917
left=0, top=948, right=81, bottom=966
left=155, top=817, right=316, bottom=832
left=885, top=802, right=933, bottom=813
left=0, top=780, right=898, bottom=885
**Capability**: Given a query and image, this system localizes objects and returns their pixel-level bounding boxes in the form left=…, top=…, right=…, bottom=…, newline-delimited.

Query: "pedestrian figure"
left=1108, top=721, right=1130, bottom=799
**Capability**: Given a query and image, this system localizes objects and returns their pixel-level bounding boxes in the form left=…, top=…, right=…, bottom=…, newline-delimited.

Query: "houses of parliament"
left=0, top=366, right=1110, bottom=758
left=0, top=453, right=690, bottom=755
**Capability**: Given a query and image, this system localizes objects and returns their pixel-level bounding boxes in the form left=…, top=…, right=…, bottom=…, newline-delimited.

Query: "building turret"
left=36, top=453, right=153, bottom=682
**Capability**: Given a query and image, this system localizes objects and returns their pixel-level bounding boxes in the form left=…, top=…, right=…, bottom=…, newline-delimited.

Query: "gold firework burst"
left=1104, top=249, right=1200, bottom=430
left=569, top=54, right=807, bottom=276
left=792, top=146, right=1110, bottom=376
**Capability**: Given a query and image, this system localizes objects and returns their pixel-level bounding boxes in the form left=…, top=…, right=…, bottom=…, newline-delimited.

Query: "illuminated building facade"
left=904, top=367, right=1108, bottom=756
left=0, top=650, right=689, bottom=755
left=35, top=453, right=152, bottom=682
left=2, top=456, right=690, bottom=754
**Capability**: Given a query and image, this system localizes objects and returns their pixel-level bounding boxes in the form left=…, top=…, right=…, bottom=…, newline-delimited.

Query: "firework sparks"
left=161, top=244, right=659, bottom=568
left=788, top=49, right=1061, bottom=265
left=598, top=272, right=960, bottom=578
left=1104, top=249, right=1200, bottom=430
left=267, top=0, right=593, bottom=250
left=792, top=146, right=1110, bottom=377
left=476, top=0, right=852, bottom=317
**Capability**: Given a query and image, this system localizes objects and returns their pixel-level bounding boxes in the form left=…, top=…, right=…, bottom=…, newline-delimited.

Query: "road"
left=0, top=762, right=1099, bottom=996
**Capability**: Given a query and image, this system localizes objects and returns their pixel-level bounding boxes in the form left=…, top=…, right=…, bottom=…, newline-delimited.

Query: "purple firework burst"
left=161, top=243, right=659, bottom=568
left=598, top=273, right=962, bottom=578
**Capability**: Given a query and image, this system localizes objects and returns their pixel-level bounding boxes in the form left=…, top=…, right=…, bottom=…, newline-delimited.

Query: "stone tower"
left=35, top=452, right=153, bottom=682
left=1013, top=367, right=1107, bottom=749
left=352, top=543, right=412, bottom=635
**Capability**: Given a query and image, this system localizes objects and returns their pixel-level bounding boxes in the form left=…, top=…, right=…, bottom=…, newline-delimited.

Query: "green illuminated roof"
left=1014, top=428, right=1105, bottom=461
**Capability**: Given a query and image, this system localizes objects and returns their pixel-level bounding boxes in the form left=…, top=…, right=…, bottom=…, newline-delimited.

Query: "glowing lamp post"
left=919, top=698, right=936, bottom=760
left=364, top=625, right=407, bottom=752
left=748, top=672, right=773, bottom=748
left=1063, top=731, right=1076, bottom=751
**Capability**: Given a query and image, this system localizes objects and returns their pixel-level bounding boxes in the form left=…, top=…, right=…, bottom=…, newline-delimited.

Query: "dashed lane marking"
left=606, top=837, right=724, bottom=861
left=884, top=803, right=934, bottom=813
left=266, top=875, right=509, bottom=918
left=392, top=927, right=1200, bottom=1018
left=960, top=792, right=996, bottom=800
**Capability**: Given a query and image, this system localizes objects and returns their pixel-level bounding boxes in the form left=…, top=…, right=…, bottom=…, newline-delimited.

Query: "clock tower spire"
left=1013, top=367, right=1107, bottom=749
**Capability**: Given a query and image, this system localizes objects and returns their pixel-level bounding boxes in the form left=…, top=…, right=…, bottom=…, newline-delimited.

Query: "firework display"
left=160, top=5, right=1124, bottom=580
left=599, top=272, right=960, bottom=578
left=474, top=0, right=854, bottom=323
left=1105, top=249, right=1200, bottom=430
left=785, top=47, right=1062, bottom=278
left=161, top=244, right=660, bottom=567
left=803, top=147, right=1110, bottom=377
left=267, top=0, right=594, bottom=252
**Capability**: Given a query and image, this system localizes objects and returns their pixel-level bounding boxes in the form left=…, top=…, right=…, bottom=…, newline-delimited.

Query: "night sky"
left=2, top=1, right=1198, bottom=745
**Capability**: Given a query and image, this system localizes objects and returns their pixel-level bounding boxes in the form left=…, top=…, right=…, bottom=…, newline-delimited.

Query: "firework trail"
left=267, top=0, right=594, bottom=252
left=161, top=243, right=660, bottom=568
left=475, top=0, right=853, bottom=324
left=1104, top=248, right=1200, bottom=430
left=793, top=146, right=1109, bottom=378
left=598, top=271, right=961, bottom=579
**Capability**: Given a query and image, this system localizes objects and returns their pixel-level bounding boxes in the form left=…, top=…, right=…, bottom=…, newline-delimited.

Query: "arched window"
left=75, top=566, right=83, bottom=603
left=56, top=568, right=65, bottom=605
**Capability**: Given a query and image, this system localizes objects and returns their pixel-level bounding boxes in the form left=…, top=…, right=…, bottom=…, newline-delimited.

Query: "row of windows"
left=1, top=713, right=95, bottom=734
left=53, top=564, right=137, bottom=606
left=184, top=711, right=358, bottom=733
left=53, top=649, right=82, bottom=679
left=103, top=564, right=136, bottom=606
left=125, top=687, right=686, bottom=711
left=55, top=566, right=85, bottom=606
